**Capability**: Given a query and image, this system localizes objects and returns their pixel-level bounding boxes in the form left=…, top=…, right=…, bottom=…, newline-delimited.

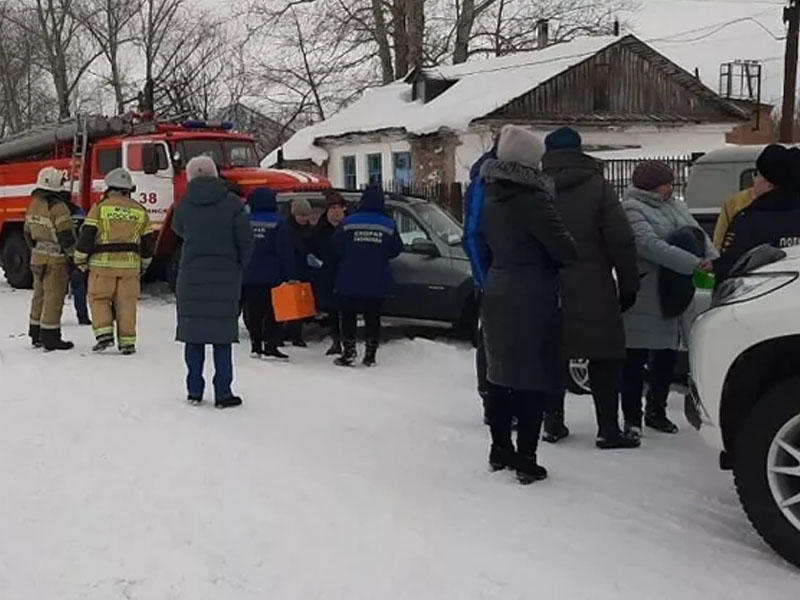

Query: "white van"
left=684, top=145, right=762, bottom=235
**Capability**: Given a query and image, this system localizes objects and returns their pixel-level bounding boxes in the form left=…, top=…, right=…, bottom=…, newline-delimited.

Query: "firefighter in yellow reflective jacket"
left=74, top=168, right=155, bottom=354
left=24, top=166, right=77, bottom=351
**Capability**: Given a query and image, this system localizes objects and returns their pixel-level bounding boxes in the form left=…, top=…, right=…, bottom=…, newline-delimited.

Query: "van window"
left=740, top=168, right=756, bottom=190
left=97, top=148, right=122, bottom=175
left=685, top=166, right=736, bottom=210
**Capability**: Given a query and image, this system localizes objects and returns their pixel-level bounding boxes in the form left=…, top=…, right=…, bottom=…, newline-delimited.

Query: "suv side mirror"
left=142, top=144, right=160, bottom=175
left=410, top=237, right=439, bottom=257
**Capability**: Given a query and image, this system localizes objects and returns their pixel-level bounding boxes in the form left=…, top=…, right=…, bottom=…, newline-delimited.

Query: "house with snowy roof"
left=265, top=32, right=751, bottom=189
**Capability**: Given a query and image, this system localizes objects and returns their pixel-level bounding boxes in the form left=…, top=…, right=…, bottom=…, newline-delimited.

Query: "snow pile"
left=1, top=282, right=799, bottom=597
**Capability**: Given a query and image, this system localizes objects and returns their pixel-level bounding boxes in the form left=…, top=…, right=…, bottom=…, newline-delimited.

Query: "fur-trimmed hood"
left=480, top=158, right=555, bottom=199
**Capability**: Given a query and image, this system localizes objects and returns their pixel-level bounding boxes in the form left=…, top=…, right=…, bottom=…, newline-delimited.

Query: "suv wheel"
left=2, top=231, right=33, bottom=289
left=566, top=359, right=591, bottom=395
left=734, top=377, right=800, bottom=568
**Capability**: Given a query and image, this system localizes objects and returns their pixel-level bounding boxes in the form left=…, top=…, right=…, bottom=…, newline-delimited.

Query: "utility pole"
left=780, top=0, right=799, bottom=142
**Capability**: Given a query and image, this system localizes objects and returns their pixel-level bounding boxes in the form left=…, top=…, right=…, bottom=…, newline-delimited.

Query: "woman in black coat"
left=172, top=156, right=254, bottom=409
left=480, top=125, right=577, bottom=484
left=309, top=192, right=347, bottom=355
left=541, top=127, right=640, bottom=449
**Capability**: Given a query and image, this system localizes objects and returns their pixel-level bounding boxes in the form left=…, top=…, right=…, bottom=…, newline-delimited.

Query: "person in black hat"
left=716, top=145, right=800, bottom=280
left=542, top=127, right=641, bottom=450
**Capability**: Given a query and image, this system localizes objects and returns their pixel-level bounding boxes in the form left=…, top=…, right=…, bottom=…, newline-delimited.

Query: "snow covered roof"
left=268, top=0, right=787, bottom=167
left=266, top=36, right=621, bottom=166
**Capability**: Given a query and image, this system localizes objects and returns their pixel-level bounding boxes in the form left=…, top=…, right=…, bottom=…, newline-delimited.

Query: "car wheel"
left=733, top=377, right=800, bottom=568
left=566, top=359, right=591, bottom=395
left=2, top=231, right=33, bottom=289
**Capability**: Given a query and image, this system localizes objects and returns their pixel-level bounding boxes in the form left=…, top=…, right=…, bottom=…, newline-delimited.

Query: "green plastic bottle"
left=693, top=269, right=716, bottom=290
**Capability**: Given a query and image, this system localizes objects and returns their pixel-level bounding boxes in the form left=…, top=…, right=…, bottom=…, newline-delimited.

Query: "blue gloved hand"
left=306, top=253, right=323, bottom=268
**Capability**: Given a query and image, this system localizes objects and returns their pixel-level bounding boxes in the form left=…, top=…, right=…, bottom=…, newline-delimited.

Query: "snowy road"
left=0, top=282, right=798, bottom=599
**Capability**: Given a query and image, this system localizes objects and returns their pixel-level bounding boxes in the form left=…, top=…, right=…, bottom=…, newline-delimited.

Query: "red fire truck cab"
left=0, top=115, right=329, bottom=288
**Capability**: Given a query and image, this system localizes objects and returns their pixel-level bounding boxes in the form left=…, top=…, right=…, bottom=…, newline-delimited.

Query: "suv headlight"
left=712, top=272, right=798, bottom=307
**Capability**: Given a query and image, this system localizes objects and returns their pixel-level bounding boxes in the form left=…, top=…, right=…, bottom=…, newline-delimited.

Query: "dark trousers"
left=476, top=325, right=488, bottom=412
left=589, top=359, right=624, bottom=438
left=622, top=348, right=678, bottom=426
left=69, top=268, right=89, bottom=321
left=340, top=297, right=382, bottom=342
left=184, top=343, right=233, bottom=400
left=242, top=285, right=279, bottom=350
left=326, top=310, right=341, bottom=341
left=487, top=383, right=546, bottom=458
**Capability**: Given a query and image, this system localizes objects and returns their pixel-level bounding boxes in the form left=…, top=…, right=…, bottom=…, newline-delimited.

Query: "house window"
left=342, top=155, right=357, bottom=189
left=392, top=152, right=412, bottom=188
left=366, top=153, right=383, bottom=185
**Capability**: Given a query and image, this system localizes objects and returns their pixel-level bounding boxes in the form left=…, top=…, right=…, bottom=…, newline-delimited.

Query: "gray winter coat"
left=543, top=149, right=639, bottom=360
left=172, top=177, right=254, bottom=345
left=479, top=158, right=578, bottom=392
left=622, top=187, right=717, bottom=350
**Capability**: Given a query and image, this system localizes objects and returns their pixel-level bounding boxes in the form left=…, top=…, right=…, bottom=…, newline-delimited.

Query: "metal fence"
left=382, top=155, right=695, bottom=222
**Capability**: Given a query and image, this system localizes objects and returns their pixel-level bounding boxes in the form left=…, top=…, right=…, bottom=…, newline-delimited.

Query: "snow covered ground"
left=0, top=282, right=798, bottom=599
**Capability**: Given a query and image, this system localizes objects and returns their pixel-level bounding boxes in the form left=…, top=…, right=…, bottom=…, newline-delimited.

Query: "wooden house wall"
left=491, top=42, right=737, bottom=122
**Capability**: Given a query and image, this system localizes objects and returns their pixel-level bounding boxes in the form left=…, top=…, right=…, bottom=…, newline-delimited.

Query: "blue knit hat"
left=545, top=127, right=582, bottom=151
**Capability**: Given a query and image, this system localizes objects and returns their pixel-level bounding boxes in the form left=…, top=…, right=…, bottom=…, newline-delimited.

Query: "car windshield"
left=177, top=139, right=259, bottom=168
left=414, top=203, right=462, bottom=245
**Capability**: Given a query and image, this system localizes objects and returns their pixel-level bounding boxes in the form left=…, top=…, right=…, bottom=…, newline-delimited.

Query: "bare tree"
left=71, top=0, right=142, bottom=114
left=406, top=0, right=424, bottom=70
left=12, top=0, right=104, bottom=118
left=452, top=0, right=495, bottom=64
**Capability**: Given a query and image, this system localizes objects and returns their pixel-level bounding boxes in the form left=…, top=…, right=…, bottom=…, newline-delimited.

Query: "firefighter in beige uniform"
left=24, top=167, right=78, bottom=351
left=74, top=168, right=155, bottom=354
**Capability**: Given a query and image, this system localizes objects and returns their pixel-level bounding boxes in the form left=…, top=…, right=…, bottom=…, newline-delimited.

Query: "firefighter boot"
left=29, top=324, right=42, bottom=348
left=41, top=329, right=74, bottom=352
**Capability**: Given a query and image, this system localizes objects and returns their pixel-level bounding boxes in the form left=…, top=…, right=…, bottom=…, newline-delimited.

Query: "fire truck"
left=0, top=113, right=330, bottom=288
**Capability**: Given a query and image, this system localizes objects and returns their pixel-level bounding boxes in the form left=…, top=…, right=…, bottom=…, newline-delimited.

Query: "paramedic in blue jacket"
left=332, top=186, right=402, bottom=367
left=462, top=146, right=496, bottom=421
left=241, top=187, right=293, bottom=360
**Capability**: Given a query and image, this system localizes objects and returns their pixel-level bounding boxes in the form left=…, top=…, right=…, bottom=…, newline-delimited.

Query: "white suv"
left=688, top=245, right=800, bottom=568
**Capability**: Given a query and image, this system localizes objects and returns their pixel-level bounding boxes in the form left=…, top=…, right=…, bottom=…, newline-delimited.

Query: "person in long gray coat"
left=622, top=161, right=717, bottom=436
left=172, top=156, right=254, bottom=409
left=480, top=125, right=577, bottom=485
left=542, top=127, right=640, bottom=450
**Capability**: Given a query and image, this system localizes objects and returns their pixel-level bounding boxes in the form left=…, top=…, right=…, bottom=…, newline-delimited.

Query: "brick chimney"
left=537, top=19, right=550, bottom=49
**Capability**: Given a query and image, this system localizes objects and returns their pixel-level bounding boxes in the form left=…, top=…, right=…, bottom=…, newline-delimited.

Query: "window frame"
left=366, top=152, right=383, bottom=186
left=97, top=147, right=122, bottom=176
left=342, top=155, right=357, bottom=190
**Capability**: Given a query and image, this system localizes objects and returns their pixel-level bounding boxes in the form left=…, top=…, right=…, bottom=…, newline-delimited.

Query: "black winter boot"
left=542, top=413, right=570, bottom=444
left=92, top=334, right=115, bottom=353
left=362, top=340, right=378, bottom=367
left=335, top=341, right=357, bottom=366
left=215, top=396, right=243, bottom=409
left=596, top=431, right=641, bottom=450
left=120, top=345, right=136, bottom=356
left=515, top=455, right=548, bottom=485
left=488, top=445, right=515, bottom=472
left=29, top=324, right=42, bottom=348
left=645, top=409, right=679, bottom=434
left=325, top=338, right=343, bottom=356
left=264, top=346, right=289, bottom=360
left=250, top=340, right=264, bottom=358
left=42, top=329, right=74, bottom=352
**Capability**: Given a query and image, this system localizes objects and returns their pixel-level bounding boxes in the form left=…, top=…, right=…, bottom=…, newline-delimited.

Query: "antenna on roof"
left=277, top=147, right=285, bottom=169
left=613, top=19, right=620, bottom=37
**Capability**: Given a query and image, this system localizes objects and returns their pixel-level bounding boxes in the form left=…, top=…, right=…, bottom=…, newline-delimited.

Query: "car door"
left=122, top=140, right=174, bottom=228
left=383, top=205, right=455, bottom=321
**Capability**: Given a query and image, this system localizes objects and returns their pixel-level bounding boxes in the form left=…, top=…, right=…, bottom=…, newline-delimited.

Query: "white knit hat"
left=186, top=155, right=219, bottom=182
left=496, top=125, right=546, bottom=169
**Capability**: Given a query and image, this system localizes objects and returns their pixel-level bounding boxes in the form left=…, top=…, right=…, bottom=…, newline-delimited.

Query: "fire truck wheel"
left=2, top=231, right=33, bottom=289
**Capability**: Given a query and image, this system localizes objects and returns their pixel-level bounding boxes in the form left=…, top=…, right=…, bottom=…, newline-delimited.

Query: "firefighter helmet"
left=104, top=167, right=136, bottom=192
left=34, top=166, right=66, bottom=194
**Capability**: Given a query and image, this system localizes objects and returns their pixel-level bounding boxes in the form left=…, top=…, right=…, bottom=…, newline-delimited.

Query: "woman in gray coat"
left=622, top=161, right=716, bottom=436
left=480, top=125, right=577, bottom=484
left=172, top=156, right=254, bottom=408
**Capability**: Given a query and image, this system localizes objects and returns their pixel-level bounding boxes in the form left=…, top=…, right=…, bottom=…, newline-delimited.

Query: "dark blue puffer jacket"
left=242, top=187, right=293, bottom=286
left=333, top=186, right=403, bottom=299
left=462, top=149, right=495, bottom=289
